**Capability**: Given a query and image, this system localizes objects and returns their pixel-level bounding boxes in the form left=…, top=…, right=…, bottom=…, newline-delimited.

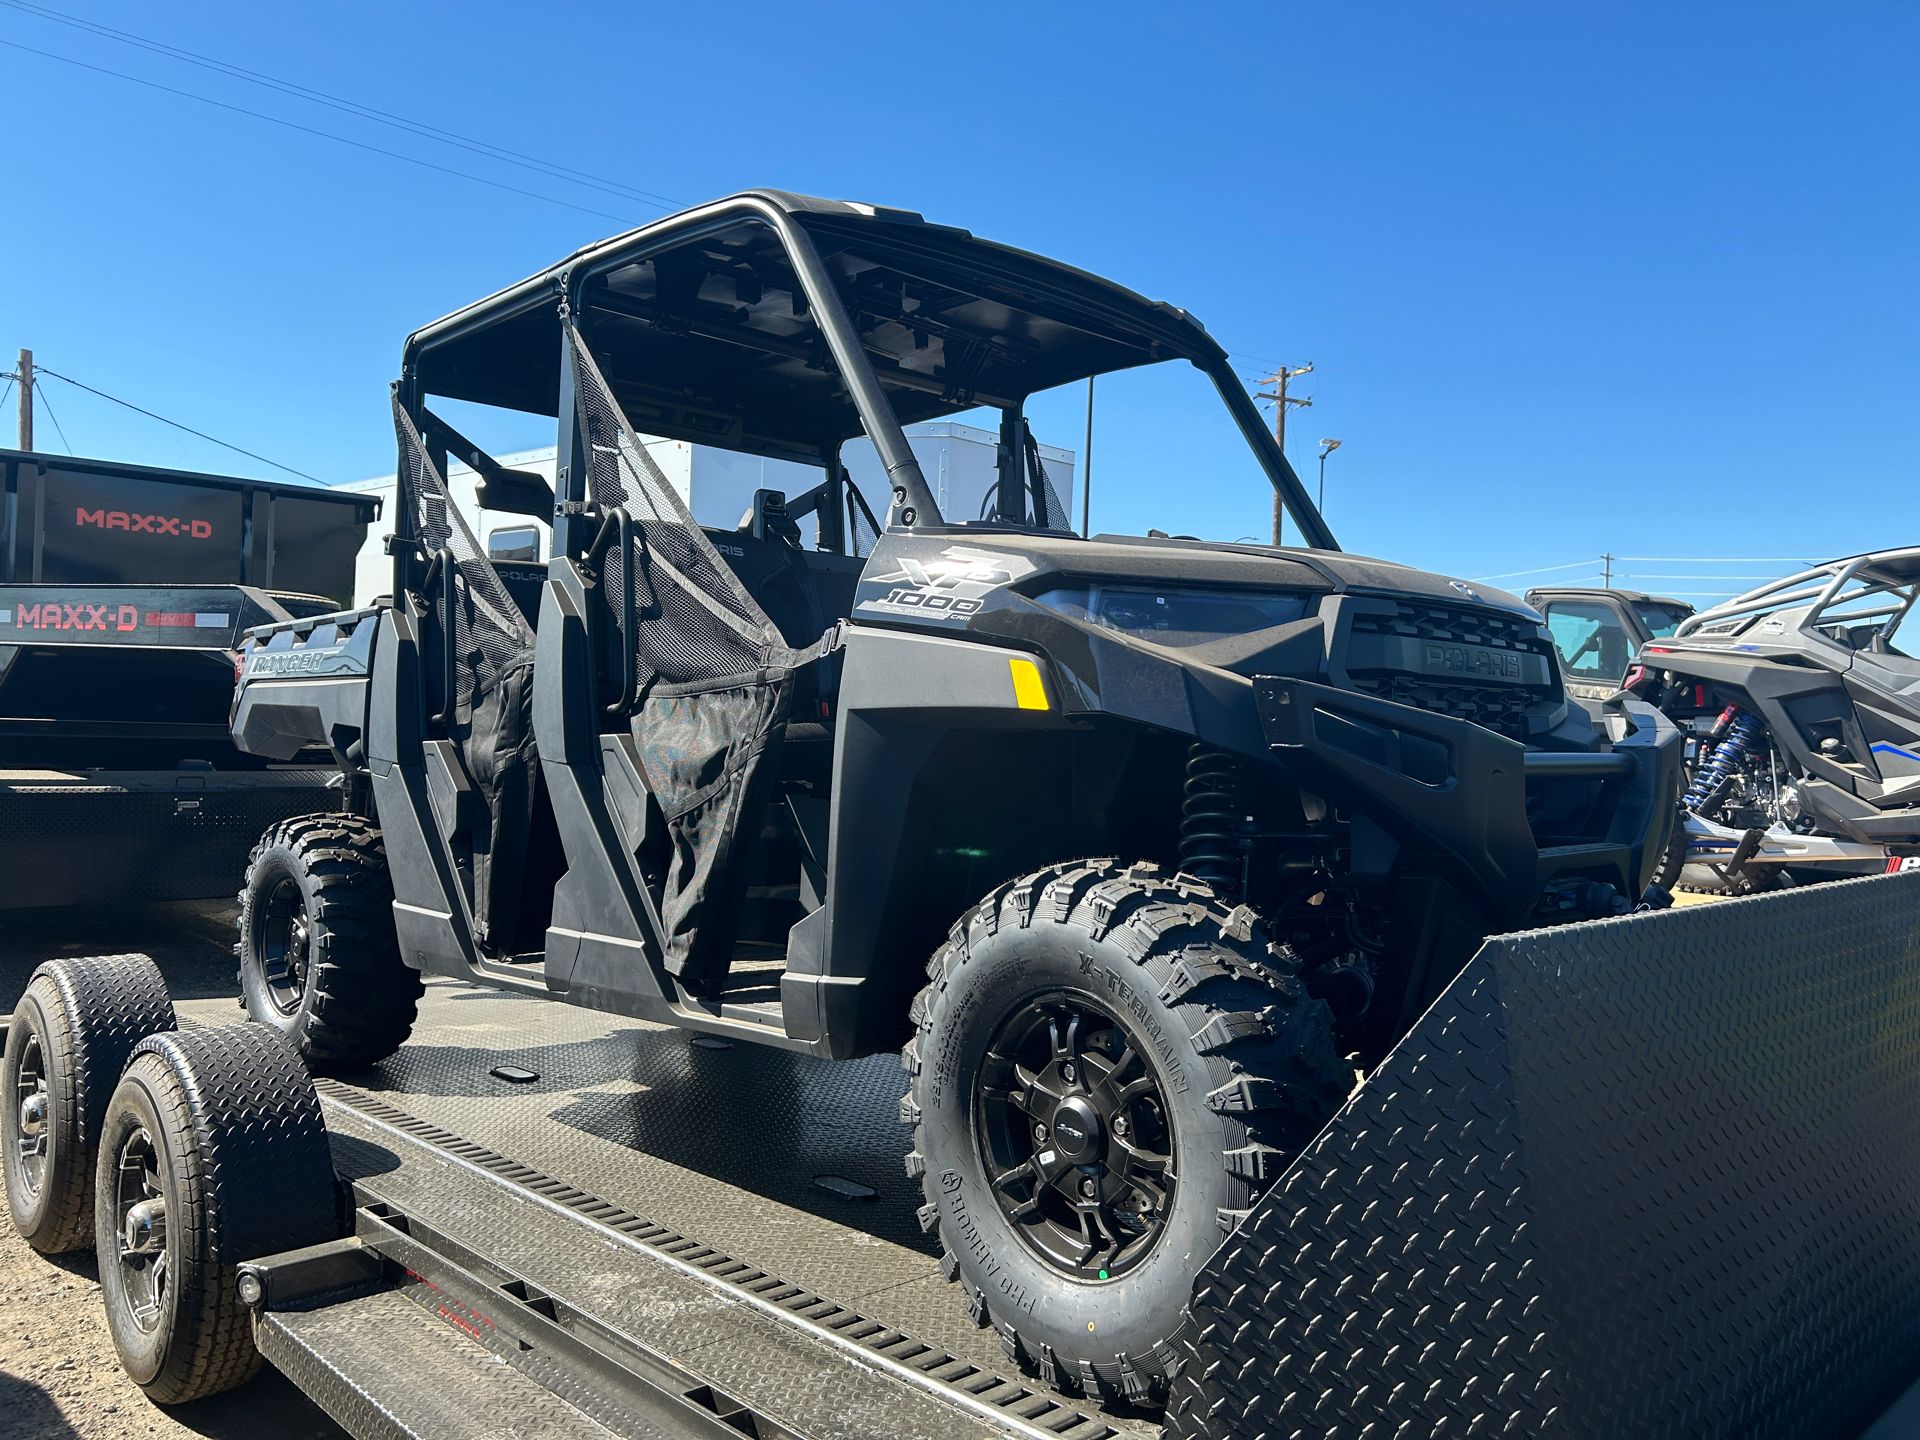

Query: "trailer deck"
left=11, top=876, right=1920, bottom=1439
left=172, top=977, right=1150, bottom=1440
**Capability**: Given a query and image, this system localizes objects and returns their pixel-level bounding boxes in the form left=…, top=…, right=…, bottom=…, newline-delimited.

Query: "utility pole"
left=16, top=349, right=32, bottom=451
left=1256, top=364, right=1313, bottom=545
left=1602, top=552, right=1614, bottom=589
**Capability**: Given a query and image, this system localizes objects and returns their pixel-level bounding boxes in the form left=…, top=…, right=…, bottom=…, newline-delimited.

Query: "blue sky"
left=3, top=2, right=1914, bottom=601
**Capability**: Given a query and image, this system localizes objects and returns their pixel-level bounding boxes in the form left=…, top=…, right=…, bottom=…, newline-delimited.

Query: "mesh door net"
left=567, top=325, right=818, bottom=988
left=391, top=393, right=541, bottom=947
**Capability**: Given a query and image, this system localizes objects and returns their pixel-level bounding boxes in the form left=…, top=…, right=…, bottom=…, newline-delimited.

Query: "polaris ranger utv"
left=225, top=191, right=1679, bottom=1403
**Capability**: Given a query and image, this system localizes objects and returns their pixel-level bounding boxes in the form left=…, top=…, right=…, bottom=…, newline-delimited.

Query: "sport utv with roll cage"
left=217, top=191, right=1680, bottom=1404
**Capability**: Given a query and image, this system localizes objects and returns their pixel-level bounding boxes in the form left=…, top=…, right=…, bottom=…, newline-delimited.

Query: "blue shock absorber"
left=1685, top=710, right=1767, bottom=813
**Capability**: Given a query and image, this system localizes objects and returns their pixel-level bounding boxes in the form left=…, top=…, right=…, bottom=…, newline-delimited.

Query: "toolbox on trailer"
left=0, top=448, right=375, bottom=907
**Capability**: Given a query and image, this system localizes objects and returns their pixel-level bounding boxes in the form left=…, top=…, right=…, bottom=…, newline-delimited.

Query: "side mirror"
left=475, top=467, right=556, bottom=522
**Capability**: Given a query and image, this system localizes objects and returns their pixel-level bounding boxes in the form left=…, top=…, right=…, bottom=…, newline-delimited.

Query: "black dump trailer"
left=0, top=448, right=375, bottom=907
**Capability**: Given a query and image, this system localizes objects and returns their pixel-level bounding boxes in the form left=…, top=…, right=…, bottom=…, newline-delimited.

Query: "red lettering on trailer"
left=8, top=600, right=155, bottom=632
left=75, top=507, right=213, bottom=540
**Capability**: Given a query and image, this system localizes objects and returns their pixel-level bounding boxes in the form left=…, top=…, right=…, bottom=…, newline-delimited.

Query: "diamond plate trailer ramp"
left=1166, top=870, right=1920, bottom=1440
left=248, top=1070, right=1128, bottom=1440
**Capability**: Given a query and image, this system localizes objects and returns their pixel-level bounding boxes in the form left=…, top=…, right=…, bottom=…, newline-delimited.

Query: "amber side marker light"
left=1009, top=657, right=1050, bottom=711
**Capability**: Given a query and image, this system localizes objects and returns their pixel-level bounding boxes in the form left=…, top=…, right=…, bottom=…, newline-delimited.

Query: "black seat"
left=492, top=559, right=548, bottom=626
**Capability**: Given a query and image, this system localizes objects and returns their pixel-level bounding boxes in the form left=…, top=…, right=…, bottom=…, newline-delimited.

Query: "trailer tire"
left=237, top=814, right=421, bottom=1073
left=96, top=1025, right=338, bottom=1405
left=903, top=860, right=1350, bottom=1406
left=3, top=956, right=175, bottom=1254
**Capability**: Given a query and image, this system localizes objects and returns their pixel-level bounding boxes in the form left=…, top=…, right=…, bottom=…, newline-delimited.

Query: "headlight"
left=1033, top=584, right=1311, bottom=648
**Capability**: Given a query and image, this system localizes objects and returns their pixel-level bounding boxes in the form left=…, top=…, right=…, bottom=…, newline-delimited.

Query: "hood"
left=1075, top=534, right=1537, bottom=618
left=853, top=528, right=1543, bottom=636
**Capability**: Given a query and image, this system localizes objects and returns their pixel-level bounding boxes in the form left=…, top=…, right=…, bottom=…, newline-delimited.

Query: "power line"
left=8, top=9, right=1309, bottom=383
left=33, top=374, right=71, bottom=453
left=1614, top=556, right=1812, bottom=565
left=1472, top=558, right=1600, bottom=582
left=0, top=0, right=679, bottom=212
left=0, top=37, right=631, bottom=223
left=32, top=365, right=323, bottom=483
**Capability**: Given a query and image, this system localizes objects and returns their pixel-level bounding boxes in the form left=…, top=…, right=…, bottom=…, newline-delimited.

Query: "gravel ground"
left=0, top=901, right=344, bottom=1440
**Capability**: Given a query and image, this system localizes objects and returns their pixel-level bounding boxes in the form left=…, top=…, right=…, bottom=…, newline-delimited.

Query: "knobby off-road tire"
left=2, top=955, right=175, bottom=1254
left=902, top=859, right=1351, bottom=1406
left=96, top=1025, right=338, bottom=1404
left=1652, top=799, right=1689, bottom=893
left=237, top=814, right=421, bottom=1073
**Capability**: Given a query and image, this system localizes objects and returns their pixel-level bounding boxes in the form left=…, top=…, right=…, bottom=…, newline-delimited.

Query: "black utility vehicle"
left=1525, top=585, right=1694, bottom=701
left=222, top=192, right=1677, bottom=1401
left=1627, top=549, right=1920, bottom=892
left=0, top=449, right=374, bottom=907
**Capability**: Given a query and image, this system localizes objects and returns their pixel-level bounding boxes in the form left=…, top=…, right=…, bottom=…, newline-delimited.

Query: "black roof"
left=402, top=190, right=1224, bottom=463
left=0, top=448, right=375, bottom=514
left=1525, top=585, right=1692, bottom=611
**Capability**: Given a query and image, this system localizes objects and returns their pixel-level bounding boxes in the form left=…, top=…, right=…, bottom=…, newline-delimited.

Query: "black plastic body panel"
left=1638, top=644, right=1920, bottom=841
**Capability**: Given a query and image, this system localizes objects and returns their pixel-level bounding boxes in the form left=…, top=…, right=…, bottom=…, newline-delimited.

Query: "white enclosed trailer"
left=343, top=422, right=1074, bottom=605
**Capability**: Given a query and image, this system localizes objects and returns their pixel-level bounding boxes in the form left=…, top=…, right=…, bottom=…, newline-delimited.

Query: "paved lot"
left=0, top=901, right=344, bottom=1440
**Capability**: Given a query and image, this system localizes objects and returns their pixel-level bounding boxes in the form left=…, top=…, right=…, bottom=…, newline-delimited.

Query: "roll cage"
left=391, top=189, right=1336, bottom=583
left=1677, top=547, right=1920, bottom=659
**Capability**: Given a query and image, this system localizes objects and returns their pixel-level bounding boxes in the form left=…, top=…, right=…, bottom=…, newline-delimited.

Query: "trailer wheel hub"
left=11, top=1031, right=49, bottom=1194
left=111, top=1126, right=170, bottom=1332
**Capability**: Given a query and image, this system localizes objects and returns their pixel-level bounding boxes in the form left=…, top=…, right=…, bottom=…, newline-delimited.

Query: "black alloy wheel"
left=976, top=994, right=1177, bottom=1282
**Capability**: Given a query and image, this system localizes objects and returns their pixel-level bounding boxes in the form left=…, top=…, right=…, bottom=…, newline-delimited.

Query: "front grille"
left=1350, top=674, right=1544, bottom=739
left=1347, top=600, right=1561, bottom=741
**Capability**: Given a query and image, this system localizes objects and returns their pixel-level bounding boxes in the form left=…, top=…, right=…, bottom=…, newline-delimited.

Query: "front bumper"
left=1253, top=676, right=1682, bottom=923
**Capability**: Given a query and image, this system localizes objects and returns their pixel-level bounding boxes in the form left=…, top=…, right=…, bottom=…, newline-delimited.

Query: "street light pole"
left=1317, top=438, right=1342, bottom=516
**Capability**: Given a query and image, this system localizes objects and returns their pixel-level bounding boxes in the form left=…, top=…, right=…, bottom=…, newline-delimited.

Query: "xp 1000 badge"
left=859, top=545, right=1031, bottom=621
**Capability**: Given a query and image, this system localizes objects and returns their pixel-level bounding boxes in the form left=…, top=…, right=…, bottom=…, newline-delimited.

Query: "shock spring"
left=1179, top=744, right=1252, bottom=896
left=1685, top=708, right=1768, bottom=816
